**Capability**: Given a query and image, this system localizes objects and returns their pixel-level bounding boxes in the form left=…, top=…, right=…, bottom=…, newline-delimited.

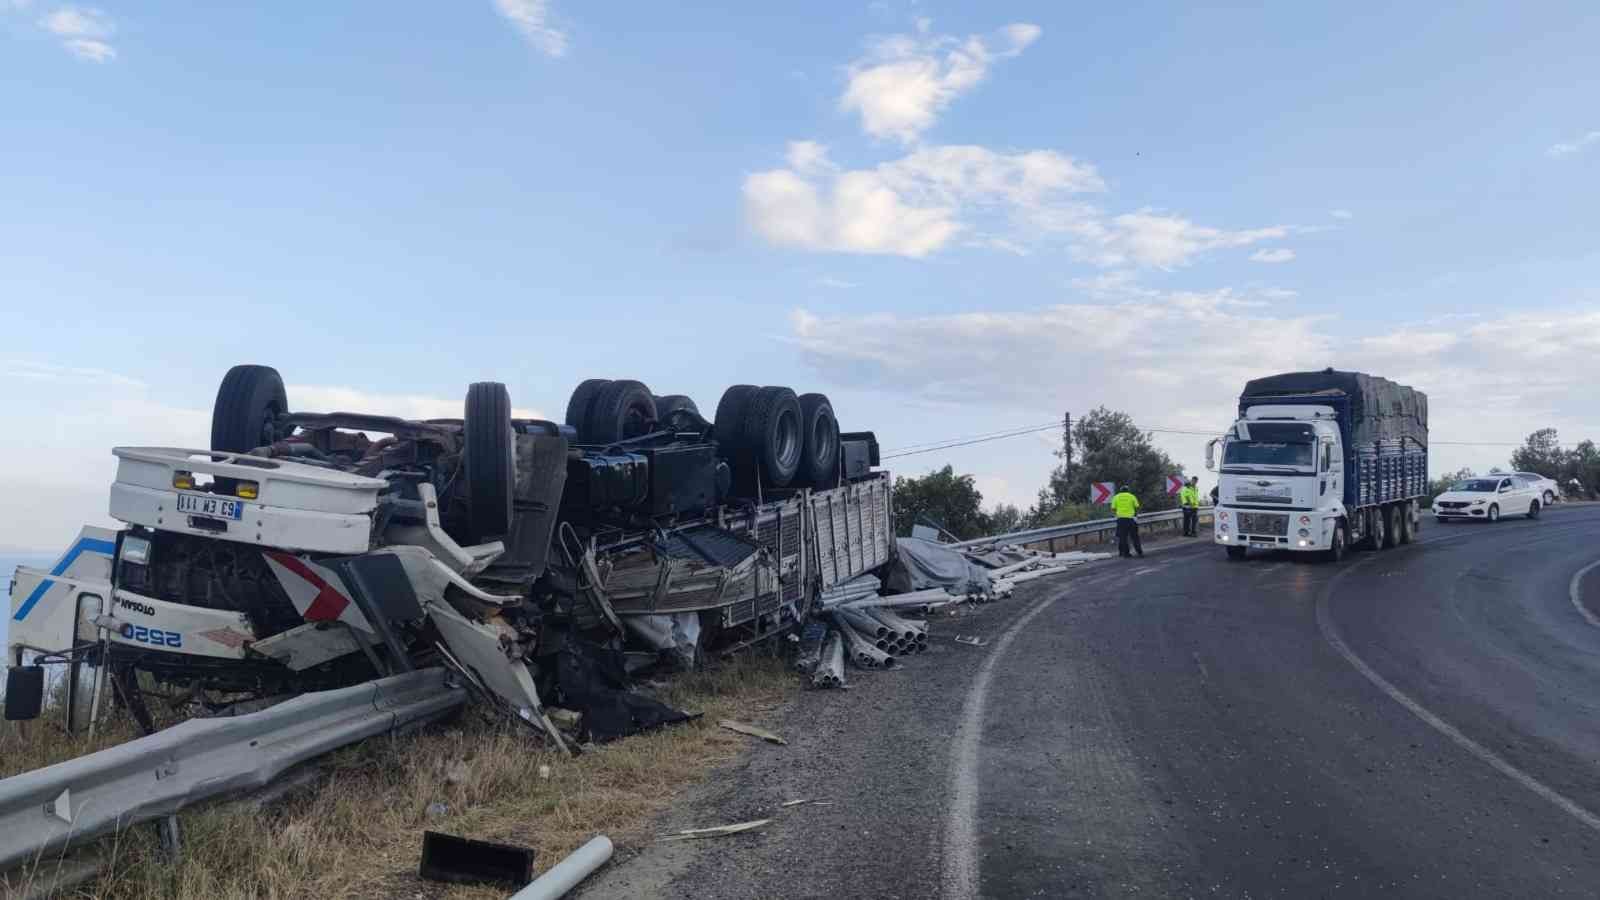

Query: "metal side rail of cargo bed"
left=0, top=668, right=465, bottom=874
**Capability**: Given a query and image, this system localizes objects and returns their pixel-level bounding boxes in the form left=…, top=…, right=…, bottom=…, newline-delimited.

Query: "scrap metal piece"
left=718, top=720, right=786, bottom=745
left=419, top=830, right=535, bottom=886
left=659, top=819, right=772, bottom=841
left=954, top=634, right=988, bottom=647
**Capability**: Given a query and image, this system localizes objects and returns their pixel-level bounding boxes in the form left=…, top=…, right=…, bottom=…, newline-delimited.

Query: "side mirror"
left=1205, top=438, right=1217, bottom=472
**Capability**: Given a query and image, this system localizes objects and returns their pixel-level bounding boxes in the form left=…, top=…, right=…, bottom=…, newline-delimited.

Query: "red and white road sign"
left=263, top=551, right=374, bottom=633
left=1166, top=475, right=1185, bottom=495
left=1089, top=482, right=1115, bottom=504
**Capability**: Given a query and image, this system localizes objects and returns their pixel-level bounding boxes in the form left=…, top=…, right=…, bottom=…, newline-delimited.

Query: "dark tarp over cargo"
left=1239, top=369, right=1428, bottom=449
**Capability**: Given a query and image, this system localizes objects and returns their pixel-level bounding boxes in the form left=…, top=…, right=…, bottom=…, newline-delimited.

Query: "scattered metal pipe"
left=833, top=608, right=888, bottom=639
left=812, top=632, right=845, bottom=690
left=508, top=835, right=614, bottom=900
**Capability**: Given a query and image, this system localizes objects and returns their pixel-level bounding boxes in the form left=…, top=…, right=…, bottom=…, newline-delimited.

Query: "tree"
left=1511, top=428, right=1565, bottom=477
left=1427, top=467, right=1475, bottom=503
left=1035, top=407, right=1184, bottom=518
left=893, top=465, right=989, bottom=539
left=986, top=503, right=1025, bottom=535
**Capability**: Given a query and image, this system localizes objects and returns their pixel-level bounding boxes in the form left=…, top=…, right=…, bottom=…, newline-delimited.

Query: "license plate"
left=1250, top=541, right=1275, bottom=549
left=175, top=492, right=243, bottom=520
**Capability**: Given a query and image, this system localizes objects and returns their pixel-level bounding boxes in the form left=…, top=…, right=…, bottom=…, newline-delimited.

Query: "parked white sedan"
left=1433, top=476, right=1544, bottom=523
left=1509, top=471, right=1561, bottom=505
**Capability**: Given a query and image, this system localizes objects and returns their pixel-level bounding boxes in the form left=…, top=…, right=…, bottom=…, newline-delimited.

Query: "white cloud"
left=785, top=140, right=836, bottom=176
left=785, top=289, right=1600, bottom=506
left=63, top=38, right=114, bottom=61
left=839, top=21, right=1041, bottom=143
left=492, top=0, right=567, bottom=58
left=744, top=143, right=1103, bottom=258
left=1330, top=209, right=1354, bottom=220
left=37, top=5, right=116, bottom=61
left=1250, top=248, right=1295, bottom=263
left=289, top=385, right=543, bottom=422
left=1068, top=211, right=1289, bottom=269
left=1548, top=130, right=1600, bottom=158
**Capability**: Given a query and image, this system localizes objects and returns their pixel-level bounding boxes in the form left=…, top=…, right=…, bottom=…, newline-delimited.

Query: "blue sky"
left=3, top=0, right=1598, bottom=550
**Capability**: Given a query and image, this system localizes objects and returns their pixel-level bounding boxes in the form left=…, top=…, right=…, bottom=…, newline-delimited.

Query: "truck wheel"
left=587, top=380, right=657, bottom=445
left=1326, top=524, right=1347, bottom=562
left=1487, top=503, right=1500, bottom=523
left=465, top=382, right=515, bottom=539
left=743, top=387, right=803, bottom=488
left=1397, top=502, right=1415, bottom=544
left=564, top=379, right=611, bottom=440
left=797, top=393, right=840, bottom=488
left=1226, top=546, right=1247, bottom=561
left=1380, top=504, right=1398, bottom=548
left=713, top=385, right=759, bottom=457
left=211, top=365, right=287, bottom=453
left=1365, top=507, right=1386, bottom=551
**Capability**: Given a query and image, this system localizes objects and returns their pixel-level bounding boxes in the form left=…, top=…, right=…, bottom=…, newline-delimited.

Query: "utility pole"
left=1063, top=411, right=1072, bottom=479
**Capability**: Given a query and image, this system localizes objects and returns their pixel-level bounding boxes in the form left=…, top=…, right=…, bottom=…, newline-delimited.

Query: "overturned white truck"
left=5, top=366, right=893, bottom=745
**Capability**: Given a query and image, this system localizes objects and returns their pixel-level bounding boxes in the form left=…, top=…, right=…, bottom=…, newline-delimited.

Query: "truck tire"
left=1325, top=524, right=1347, bottom=563
left=1364, top=507, right=1386, bottom=551
left=1226, top=546, right=1247, bottom=560
left=587, top=380, right=657, bottom=445
left=797, top=393, right=840, bottom=488
left=564, top=379, right=611, bottom=440
left=1381, top=504, right=1398, bottom=548
left=1397, top=502, right=1414, bottom=544
left=465, top=381, right=516, bottom=539
left=211, top=365, right=287, bottom=453
left=713, top=385, right=759, bottom=456
left=743, top=386, right=803, bottom=489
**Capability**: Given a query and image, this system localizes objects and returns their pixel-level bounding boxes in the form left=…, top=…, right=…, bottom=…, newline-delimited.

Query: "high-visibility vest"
left=1112, top=491, right=1140, bottom=518
left=1179, top=486, right=1199, bottom=508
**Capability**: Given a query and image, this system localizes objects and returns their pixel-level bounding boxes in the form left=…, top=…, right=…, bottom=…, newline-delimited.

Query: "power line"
left=879, top=417, right=1532, bottom=462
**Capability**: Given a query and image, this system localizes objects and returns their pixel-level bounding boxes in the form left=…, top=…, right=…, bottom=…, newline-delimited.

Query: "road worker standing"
left=1112, top=484, right=1144, bottom=558
left=1180, top=477, right=1201, bottom=537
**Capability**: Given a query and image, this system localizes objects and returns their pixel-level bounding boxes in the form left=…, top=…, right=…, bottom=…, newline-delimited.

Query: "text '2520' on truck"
left=5, top=366, right=893, bottom=746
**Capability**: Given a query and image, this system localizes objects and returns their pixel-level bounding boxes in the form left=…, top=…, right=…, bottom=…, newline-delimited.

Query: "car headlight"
left=121, top=535, right=151, bottom=565
left=1470, top=499, right=1486, bottom=506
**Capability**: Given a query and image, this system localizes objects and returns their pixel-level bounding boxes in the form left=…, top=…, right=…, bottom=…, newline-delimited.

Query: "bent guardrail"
left=0, top=667, right=465, bottom=873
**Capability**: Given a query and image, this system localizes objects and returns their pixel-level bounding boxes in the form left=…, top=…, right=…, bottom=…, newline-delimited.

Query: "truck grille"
left=1236, top=512, right=1288, bottom=536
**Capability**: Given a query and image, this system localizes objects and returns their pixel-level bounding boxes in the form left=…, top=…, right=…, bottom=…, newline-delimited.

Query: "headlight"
left=1219, top=512, right=1230, bottom=522
left=1297, top=528, right=1311, bottom=538
left=121, top=535, right=151, bottom=565
left=1470, top=499, right=1486, bottom=506
left=1298, top=515, right=1311, bottom=526
left=1219, top=524, right=1230, bottom=533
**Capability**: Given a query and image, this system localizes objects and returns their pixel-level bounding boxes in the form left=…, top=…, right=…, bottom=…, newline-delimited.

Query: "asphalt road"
left=586, top=504, right=1600, bottom=899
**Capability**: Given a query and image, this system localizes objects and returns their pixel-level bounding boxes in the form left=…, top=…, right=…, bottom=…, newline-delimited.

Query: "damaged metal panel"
left=0, top=669, right=465, bottom=872
left=810, top=476, right=893, bottom=590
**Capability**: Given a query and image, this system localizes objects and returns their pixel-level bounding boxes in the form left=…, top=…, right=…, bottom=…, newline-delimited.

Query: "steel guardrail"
left=953, top=507, right=1214, bottom=549
left=0, top=668, right=466, bottom=873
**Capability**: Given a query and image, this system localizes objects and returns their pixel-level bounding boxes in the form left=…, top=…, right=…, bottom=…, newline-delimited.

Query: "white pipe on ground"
left=508, top=835, right=614, bottom=900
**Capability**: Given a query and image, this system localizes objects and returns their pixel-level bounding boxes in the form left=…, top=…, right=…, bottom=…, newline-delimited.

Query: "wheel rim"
left=1489, top=505, right=1499, bottom=522
left=775, top=408, right=801, bottom=469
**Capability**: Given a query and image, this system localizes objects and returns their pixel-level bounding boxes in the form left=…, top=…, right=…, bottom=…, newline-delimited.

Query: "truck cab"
left=1208, top=406, right=1345, bottom=556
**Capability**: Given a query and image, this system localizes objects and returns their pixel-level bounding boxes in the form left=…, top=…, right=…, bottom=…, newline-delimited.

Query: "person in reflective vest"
left=1180, top=477, right=1201, bottom=537
left=1112, top=485, right=1143, bottom=558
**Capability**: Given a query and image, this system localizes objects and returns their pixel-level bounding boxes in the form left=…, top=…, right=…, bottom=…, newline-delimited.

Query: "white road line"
left=1316, top=563, right=1600, bottom=836
left=940, top=587, right=1063, bottom=900
left=1568, top=559, right=1600, bottom=630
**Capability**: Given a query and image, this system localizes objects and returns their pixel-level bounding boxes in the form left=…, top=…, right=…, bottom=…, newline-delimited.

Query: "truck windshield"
left=1222, top=441, right=1313, bottom=468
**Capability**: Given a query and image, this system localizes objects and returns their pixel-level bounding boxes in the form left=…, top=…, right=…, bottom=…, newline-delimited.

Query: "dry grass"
left=1, top=653, right=796, bottom=899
